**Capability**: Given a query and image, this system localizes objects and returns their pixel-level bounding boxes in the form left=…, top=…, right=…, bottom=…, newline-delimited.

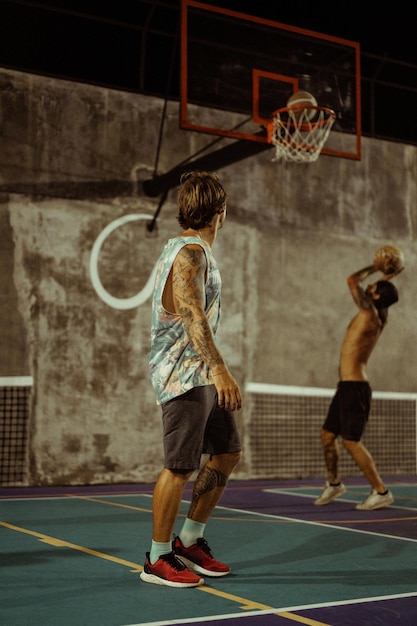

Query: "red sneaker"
left=140, top=551, right=204, bottom=588
left=173, top=536, right=231, bottom=577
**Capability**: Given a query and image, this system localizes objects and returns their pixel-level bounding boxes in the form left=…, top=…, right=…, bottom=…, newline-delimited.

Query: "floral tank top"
left=149, top=235, right=222, bottom=404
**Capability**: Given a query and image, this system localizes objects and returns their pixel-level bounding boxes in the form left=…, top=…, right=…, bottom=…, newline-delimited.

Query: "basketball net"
left=268, top=105, right=336, bottom=163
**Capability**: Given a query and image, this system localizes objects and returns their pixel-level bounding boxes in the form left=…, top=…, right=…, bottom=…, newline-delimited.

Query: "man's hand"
left=212, top=368, right=242, bottom=411
left=379, top=266, right=404, bottom=281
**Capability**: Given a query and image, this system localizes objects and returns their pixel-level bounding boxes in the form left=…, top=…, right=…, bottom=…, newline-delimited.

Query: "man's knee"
left=162, top=467, right=194, bottom=483
left=230, top=450, right=242, bottom=468
left=320, top=428, right=336, bottom=446
left=210, top=450, right=242, bottom=474
left=342, top=438, right=361, bottom=452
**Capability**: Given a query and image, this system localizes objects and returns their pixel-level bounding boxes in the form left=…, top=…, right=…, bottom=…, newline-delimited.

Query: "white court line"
left=3, top=490, right=417, bottom=541
left=256, top=488, right=417, bottom=543
left=4, top=491, right=417, bottom=546
left=124, top=591, right=417, bottom=625
left=75, top=490, right=417, bottom=543
left=265, top=486, right=417, bottom=516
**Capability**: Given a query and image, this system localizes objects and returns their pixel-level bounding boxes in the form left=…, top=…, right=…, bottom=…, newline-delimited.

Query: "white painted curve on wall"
left=89, top=213, right=158, bottom=310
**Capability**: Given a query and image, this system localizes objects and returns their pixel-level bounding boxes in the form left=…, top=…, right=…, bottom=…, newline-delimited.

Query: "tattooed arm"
left=172, top=245, right=222, bottom=369
left=172, top=244, right=242, bottom=411
left=347, top=265, right=378, bottom=311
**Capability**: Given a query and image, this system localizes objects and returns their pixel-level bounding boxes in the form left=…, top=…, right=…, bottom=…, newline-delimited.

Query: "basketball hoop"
left=267, top=105, right=336, bottom=163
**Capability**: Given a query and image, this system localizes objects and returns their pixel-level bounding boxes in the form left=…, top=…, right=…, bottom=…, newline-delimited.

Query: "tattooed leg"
left=320, top=428, right=340, bottom=484
left=187, top=464, right=228, bottom=521
left=324, top=442, right=339, bottom=483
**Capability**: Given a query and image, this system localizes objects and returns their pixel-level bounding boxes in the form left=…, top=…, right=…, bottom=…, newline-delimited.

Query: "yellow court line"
left=0, top=520, right=142, bottom=572
left=0, top=518, right=330, bottom=626
left=66, top=495, right=295, bottom=522
left=328, top=516, right=417, bottom=524
left=65, top=495, right=289, bottom=522
left=200, top=586, right=329, bottom=625
left=67, top=493, right=153, bottom=513
left=272, top=614, right=330, bottom=626
left=66, top=495, right=417, bottom=526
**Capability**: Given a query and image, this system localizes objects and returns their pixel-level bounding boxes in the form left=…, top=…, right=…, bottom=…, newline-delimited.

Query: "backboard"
left=181, top=0, right=361, bottom=160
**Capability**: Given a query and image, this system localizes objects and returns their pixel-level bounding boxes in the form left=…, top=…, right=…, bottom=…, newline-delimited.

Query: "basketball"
left=374, top=245, right=405, bottom=274
left=287, top=90, right=318, bottom=121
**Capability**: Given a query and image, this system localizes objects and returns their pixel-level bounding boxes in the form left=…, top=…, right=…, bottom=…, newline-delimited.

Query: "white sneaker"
left=356, top=489, right=394, bottom=510
left=314, top=481, right=347, bottom=505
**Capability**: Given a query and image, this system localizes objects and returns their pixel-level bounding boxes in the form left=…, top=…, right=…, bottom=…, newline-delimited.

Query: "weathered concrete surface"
left=1, top=68, right=416, bottom=484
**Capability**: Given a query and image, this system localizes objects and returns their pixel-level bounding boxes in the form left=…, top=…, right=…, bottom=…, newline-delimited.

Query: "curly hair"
left=177, top=171, right=227, bottom=229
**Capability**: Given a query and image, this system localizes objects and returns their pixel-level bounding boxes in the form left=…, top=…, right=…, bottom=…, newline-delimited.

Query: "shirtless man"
left=315, top=255, right=401, bottom=510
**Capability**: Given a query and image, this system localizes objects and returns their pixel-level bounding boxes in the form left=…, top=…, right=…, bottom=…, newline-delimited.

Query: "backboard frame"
left=181, top=0, right=362, bottom=160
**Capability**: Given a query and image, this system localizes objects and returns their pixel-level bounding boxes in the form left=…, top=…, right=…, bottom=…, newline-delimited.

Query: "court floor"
left=1, top=477, right=417, bottom=626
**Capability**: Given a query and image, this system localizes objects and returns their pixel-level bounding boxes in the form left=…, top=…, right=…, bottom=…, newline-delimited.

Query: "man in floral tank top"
left=140, top=171, right=242, bottom=588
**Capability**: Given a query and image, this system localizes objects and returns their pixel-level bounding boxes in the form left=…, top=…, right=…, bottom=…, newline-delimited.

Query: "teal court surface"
left=1, top=477, right=417, bottom=625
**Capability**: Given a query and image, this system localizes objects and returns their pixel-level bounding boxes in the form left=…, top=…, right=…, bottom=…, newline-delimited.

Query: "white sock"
left=150, top=540, right=172, bottom=564
left=179, top=519, right=206, bottom=548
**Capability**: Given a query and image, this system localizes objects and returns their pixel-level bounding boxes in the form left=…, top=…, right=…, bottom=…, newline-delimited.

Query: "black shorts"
left=160, top=385, right=242, bottom=471
left=322, top=381, right=372, bottom=441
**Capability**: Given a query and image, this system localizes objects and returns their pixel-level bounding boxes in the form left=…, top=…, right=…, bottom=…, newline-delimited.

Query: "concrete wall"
left=1, top=68, right=416, bottom=485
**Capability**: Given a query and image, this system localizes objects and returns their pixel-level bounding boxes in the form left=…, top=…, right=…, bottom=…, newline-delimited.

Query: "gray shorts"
left=160, top=385, right=242, bottom=471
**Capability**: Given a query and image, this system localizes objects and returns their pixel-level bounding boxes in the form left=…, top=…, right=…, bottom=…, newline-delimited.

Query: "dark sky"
left=204, top=0, right=416, bottom=64
left=0, top=0, right=414, bottom=68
